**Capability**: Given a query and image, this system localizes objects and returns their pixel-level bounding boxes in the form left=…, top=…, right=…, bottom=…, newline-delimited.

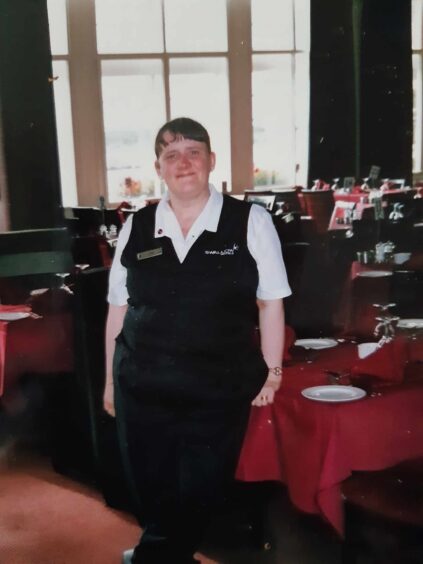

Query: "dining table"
left=334, top=252, right=423, bottom=338
left=333, top=187, right=417, bottom=204
left=328, top=201, right=379, bottom=231
left=0, top=294, right=74, bottom=399
left=236, top=338, right=423, bottom=536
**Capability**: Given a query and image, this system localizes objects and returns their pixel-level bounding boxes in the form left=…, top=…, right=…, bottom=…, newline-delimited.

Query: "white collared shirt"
left=108, top=185, right=291, bottom=305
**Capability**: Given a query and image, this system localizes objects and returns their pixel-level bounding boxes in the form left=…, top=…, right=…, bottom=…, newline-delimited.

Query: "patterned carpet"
left=0, top=445, right=223, bottom=564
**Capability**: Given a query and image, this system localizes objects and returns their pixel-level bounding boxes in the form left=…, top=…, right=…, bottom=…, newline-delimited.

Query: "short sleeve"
left=107, top=214, right=133, bottom=305
left=247, top=204, right=292, bottom=300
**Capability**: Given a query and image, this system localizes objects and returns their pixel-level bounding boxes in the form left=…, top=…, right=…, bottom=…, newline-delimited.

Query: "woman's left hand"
left=251, top=384, right=276, bottom=407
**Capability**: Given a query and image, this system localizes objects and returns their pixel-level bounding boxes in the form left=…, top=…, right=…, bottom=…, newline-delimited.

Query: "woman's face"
left=155, top=131, right=215, bottom=201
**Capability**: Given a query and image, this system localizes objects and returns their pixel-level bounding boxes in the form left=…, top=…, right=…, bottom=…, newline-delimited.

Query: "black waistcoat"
left=118, top=195, right=267, bottom=403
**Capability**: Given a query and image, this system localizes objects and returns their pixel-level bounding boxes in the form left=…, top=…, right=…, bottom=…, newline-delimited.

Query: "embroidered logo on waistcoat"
left=204, top=244, right=239, bottom=256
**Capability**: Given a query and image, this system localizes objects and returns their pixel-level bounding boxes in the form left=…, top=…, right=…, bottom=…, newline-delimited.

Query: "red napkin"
left=351, top=338, right=408, bottom=384
left=0, top=304, right=31, bottom=313
left=284, top=325, right=296, bottom=361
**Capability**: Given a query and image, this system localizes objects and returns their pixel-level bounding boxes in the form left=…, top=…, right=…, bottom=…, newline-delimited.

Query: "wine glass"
left=274, top=202, right=286, bottom=216
left=331, top=178, right=340, bottom=190
left=372, top=303, right=398, bottom=344
left=311, top=179, right=321, bottom=191
left=373, top=315, right=400, bottom=344
left=380, top=178, right=391, bottom=192
left=55, top=272, right=74, bottom=295
left=361, top=177, right=371, bottom=192
left=373, top=303, right=397, bottom=314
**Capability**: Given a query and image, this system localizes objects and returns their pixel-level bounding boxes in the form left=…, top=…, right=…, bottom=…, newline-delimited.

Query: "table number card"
left=369, top=165, right=381, bottom=188
left=369, top=165, right=381, bottom=180
left=343, top=177, right=355, bottom=191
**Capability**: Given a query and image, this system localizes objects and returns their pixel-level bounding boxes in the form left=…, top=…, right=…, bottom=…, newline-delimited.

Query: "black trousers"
left=114, top=369, right=251, bottom=564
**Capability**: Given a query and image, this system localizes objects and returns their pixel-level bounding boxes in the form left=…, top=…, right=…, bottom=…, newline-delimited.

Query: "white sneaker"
left=121, top=548, right=134, bottom=564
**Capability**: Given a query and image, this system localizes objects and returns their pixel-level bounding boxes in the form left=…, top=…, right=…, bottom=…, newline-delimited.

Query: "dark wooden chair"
left=351, top=219, right=415, bottom=253
left=390, top=270, right=423, bottom=319
left=381, top=190, right=415, bottom=212
left=51, top=266, right=136, bottom=512
left=342, top=458, right=423, bottom=564
left=0, top=228, right=74, bottom=302
left=300, top=190, right=335, bottom=234
left=273, top=190, right=302, bottom=214
left=67, top=207, right=103, bottom=236
left=67, top=206, right=122, bottom=237
left=273, top=212, right=305, bottom=243
left=71, top=235, right=113, bottom=268
left=0, top=227, right=73, bottom=276
left=0, top=229, right=76, bottom=459
left=244, top=188, right=302, bottom=214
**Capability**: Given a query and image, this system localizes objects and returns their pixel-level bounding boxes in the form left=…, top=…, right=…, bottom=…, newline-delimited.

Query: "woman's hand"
left=255, top=298, right=285, bottom=408
left=103, top=380, right=115, bottom=417
left=251, top=368, right=282, bottom=407
left=104, top=304, right=127, bottom=417
left=251, top=383, right=276, bottom=407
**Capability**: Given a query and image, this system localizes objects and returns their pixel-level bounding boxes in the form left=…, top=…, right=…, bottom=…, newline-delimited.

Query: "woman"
left=103, top=117, right=291, bottom=564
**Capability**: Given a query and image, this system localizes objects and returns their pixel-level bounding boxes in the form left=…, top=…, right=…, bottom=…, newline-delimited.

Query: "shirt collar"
left=154, top=184, right=223, bottom=239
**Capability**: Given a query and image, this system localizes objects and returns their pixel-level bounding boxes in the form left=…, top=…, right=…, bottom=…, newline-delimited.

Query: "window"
left=252, top=0, right=309, bottom=187
left=48, top=0, right=310, bottom=205
left=101, top=59, right=166, bottom=201
left=47, top=0, right=77, bottom=207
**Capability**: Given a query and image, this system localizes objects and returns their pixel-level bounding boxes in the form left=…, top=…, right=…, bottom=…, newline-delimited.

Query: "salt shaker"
left=375, top=242, right=385, bottom=263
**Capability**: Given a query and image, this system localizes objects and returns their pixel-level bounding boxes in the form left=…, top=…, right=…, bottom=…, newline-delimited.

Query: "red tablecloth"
left=334, top=191, right=367, bottom=204
left=0, top=313, right=74, bottom=397
left=333, top=261, right=394, bottom=337
left=236, top=342, right=423, bottom=535
left=333, top=188, right=416, bottom=204
left=328, top=202, right=376, bottom=231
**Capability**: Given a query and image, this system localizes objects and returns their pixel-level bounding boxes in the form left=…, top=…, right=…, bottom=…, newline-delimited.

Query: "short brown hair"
left=154, top=117, right=211, bottom=158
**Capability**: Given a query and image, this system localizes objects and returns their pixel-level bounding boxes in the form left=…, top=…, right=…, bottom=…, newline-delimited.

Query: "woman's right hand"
left=103, top=380, right=115, bottom=417
left=104, top=304, right=127, bottom=417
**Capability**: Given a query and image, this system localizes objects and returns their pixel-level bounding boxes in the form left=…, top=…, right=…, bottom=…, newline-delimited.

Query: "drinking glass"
left=274, top=202, right=285, bottom=216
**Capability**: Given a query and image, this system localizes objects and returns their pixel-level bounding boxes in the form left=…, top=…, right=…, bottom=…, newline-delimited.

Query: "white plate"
left=356, top=270, right=392, bottom=278
left=30, top=288, right=49, bottom=296
left=397, top=318, right=423, bottom=329
left=0, top=312, right=30, bottom=321
left=294, top=338, right=338, bottom=350
left=301, top=385, right=367, bottom=403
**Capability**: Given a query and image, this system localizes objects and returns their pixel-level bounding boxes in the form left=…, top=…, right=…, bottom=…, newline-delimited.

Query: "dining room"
left=0, top=1, right=422, bottom=563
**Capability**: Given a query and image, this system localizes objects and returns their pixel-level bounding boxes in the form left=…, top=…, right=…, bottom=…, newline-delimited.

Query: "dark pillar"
left=360, top=0, right=412, bottom=183
left=309, top=0, right=413, bottom=185
left=0, top=0, right=62, bottom=230
left=308, top=0, right=356, bottom=184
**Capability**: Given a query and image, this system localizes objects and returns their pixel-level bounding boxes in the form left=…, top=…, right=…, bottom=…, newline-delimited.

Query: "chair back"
left=68, top=207, right=103, bottom=236
left=300, top=190, right=335, bottom=233
left=0, top=228, right=73, bottom=278
left=244, top=188, right=302, bottom=214
left=342, top=458, right=423, bottom=563
left=72, top=266, right=135, bottom=511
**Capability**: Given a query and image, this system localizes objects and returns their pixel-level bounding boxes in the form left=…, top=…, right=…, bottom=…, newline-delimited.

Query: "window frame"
left=52, top=0, right=309, bottom=205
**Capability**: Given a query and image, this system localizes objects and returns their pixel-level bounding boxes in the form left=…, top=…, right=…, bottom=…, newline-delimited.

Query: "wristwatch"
left=268, top=366, right=283, bottom=378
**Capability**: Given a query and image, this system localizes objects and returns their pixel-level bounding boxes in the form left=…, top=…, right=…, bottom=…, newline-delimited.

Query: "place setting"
left=289, top=336, right=339, bottom=364
left=294, top=337, right=338, bottom=350
left=301, top=385, right=366, bottom=403
left=0, top=304, right=42, bottom=321
left=397, top=318, right=423, bottom=330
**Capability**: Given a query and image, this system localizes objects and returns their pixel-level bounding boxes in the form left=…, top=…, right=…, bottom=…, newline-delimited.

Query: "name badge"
left=137, top=247, right=163, bottom=260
